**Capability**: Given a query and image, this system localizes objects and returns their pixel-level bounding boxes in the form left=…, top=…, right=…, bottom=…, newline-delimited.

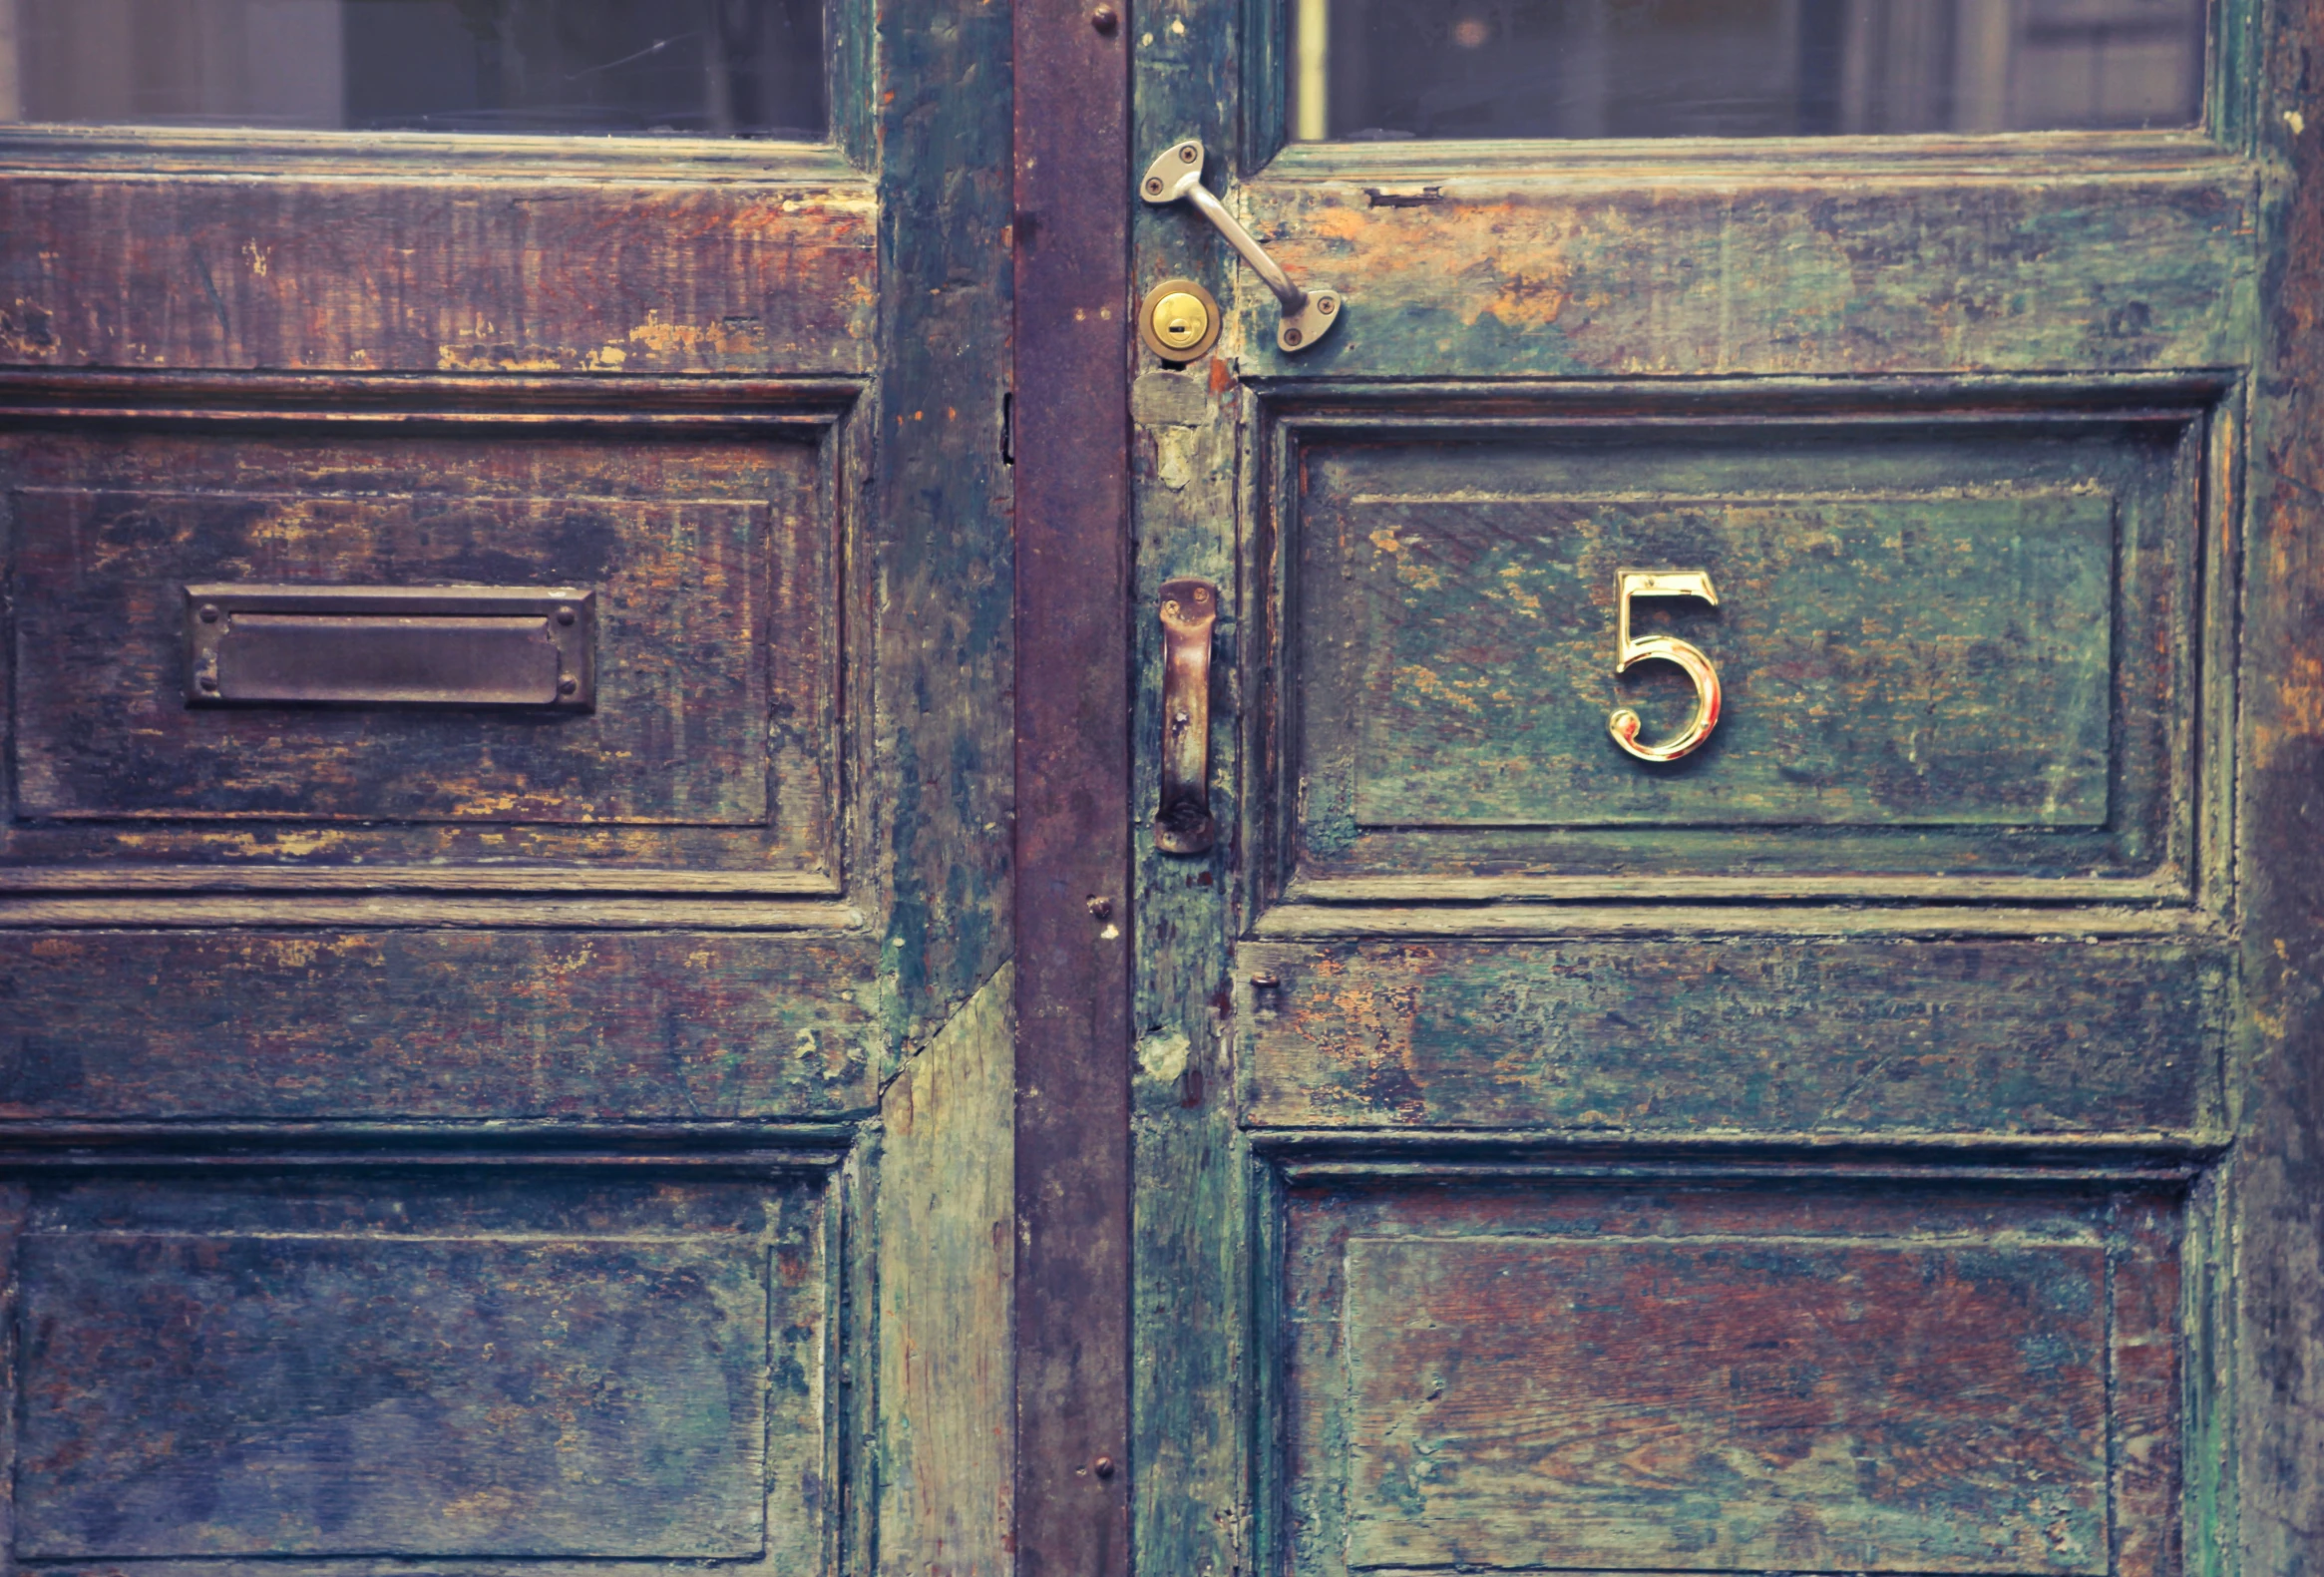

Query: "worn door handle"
left=1155, top=577, right=1219, bottom=854
left=1140, top=140, right=1343, bottom=353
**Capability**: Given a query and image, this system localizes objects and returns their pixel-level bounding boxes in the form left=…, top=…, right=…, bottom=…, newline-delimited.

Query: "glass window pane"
left=0, top=0, right=825, bottom=139
left=1291, top=0, right=2206, bottom=142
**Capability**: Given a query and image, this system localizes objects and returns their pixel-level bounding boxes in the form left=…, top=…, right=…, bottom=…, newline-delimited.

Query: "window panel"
left=1292, top=0, right=2206, bottom=142
left=0, top=0, right=825, bottom=139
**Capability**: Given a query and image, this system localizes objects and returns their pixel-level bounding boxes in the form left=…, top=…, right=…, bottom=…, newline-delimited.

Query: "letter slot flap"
left=185, top=586, right=594, bottom=709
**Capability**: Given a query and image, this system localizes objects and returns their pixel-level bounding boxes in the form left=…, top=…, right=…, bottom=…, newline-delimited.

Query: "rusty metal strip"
left=1012, top=0, right=1132, bottom=1567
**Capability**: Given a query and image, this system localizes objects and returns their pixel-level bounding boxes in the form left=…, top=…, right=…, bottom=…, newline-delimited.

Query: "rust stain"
left=2254, top=647, right=2324, bottom=770
left=1276, top=197, right=1580, bottom=331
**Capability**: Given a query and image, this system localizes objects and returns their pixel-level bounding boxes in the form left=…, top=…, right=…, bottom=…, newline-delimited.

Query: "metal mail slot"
left=184, top=586, right=594, bottom=709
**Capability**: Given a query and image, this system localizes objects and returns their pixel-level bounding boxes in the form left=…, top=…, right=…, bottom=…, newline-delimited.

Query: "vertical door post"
left=1013, top=0, right=1133, bottom=1569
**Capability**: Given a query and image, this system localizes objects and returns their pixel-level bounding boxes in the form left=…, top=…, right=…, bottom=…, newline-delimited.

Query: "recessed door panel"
left=1, top=398, right=847, bottom=882
left=18, top=488, right=773, bottom=823
left=1280, top=1179, right=2183, bottom=1577
left=1273, top=394, right=2216, bottom=901
left=10, top=1171, right=830, bottom=1568
left=1344, top=493, right=2115, bottom=828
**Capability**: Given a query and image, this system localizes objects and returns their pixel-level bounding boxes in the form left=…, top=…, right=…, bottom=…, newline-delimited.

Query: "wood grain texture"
left=15, top=489, right=776, bottom=822
left=1, top=407, right=846, bottom=880
left=0, top=1, right=1017, bottom=1571
left=1241, top=939, right=2227, bottom=1136
left=0, top=931, right=882, bottom=1120
left=1345, top=1236, right=2109, bottom=1573
left=1013, top=0, right=1134, bottom=1561
left=0, top=177, right=875, bottom=375
left=1282, top=1180, right=2183, bottom=1577
left=1344, top=494, right=2117, bottom=826
left=12, top=1171, right=826, bottom=1563
left=1270, top=395, right=2214, bottom=895
left=864, top=0, right=1020, bottom=1564
left=878, top=964, right=1014, bottom=1577
left=1126, top=14, right=1258, bottom=1577
left=1229, top=170, right=2256, bottom=379
left=2233, top=2, right=2324, bottom=1571
left=873, top=0, right=1016, bottom=1055
left=24, top=1238, right=768, bottom=1557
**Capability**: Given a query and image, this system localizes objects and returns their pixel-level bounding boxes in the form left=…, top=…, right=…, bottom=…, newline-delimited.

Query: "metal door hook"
left=1140, top=139, right=1343, bottom=353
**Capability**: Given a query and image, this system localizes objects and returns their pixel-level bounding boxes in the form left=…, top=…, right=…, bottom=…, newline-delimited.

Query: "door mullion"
left=1012, top=0, right=1134, bottom=1569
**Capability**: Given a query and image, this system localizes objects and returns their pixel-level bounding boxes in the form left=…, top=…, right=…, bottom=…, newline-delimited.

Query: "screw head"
left=1094, top=1455, right=1117, bottom=1479
left=1283, top=327, right=1303, bottom=347
left=1319, top=296, right=1336, bottom=314
left=1090, top=4, right=1118, bottom=31
left=1178, top=143, right=1198, bottom=163
left=197, top=603, right=220, bottom=623
left=1086, top=896, right=1113, bottom=920
left=558, top=676, right=579, bottom=696
left=1144, top=176, right=1164, bottom=196
left=196, top=673, right=219, bottom=692
left=556, top=605, right=578, bottom=625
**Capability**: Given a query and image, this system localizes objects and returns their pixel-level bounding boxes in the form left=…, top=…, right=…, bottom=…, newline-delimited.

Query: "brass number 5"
left=1608, top=569, right=1722, bottom=763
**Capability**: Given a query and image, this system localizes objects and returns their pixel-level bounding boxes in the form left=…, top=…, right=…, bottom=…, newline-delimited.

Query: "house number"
left=1608, top=569, right=1723, bottom=763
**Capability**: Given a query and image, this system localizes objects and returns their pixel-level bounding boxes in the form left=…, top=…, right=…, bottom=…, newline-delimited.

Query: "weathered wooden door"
left=0, top=4, right=1012, bottom=1569
left=1115, top=3, right=2324, bottom=1575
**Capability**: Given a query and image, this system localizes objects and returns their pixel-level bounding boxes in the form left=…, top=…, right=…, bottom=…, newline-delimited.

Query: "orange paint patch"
left=1268, top=196, right=1579, bottom=332
left=2256, top=648, right=2324, bottom=769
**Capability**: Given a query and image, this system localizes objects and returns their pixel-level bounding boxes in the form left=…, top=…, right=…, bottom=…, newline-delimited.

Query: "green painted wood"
left=1343, top=487, right=2113, bottom=816
left=1347, top=1237, right=2108, bottom=1572
left=1125, top=0, right=1254, bottom=1558
left=1142, top=17, right=2265, bottom=1577
left=0, top=931, right=883, bottom=1119
left=0, top=177, right=877, bottom=375
left=869, top=0, right=1016, bottom=1055
left=1230, top=169, right=2259, bottom=380
left=1278, top=396, right=2211, bottom=891
left=876, top=964, right=1015, bottom=1577
left=0, top=0, right=1015, bottom=1565
left=12, top=1172, right=826, bottom=1563
left=1280, top=1180, right=2185, bottom=1577
left=2228, top=2, right=2324, bottom=1572
left=1241, top=939, right=2226, bottom=1136
left=1345, top=494, right=2115, bottom=826
left=1127, top=6, right=1258, bottom=1577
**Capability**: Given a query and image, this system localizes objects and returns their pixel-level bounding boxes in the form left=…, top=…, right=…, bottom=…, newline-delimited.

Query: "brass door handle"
left=1155, top=577, right=1219, bottom=854
left=1140, top=139, right=1343, bottom=353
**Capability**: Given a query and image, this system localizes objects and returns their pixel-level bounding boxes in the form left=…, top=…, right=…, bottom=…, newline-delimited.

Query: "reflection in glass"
left=0, top=0, right=825, bottom=138
left=1291, top=0, right=2206, bottom=141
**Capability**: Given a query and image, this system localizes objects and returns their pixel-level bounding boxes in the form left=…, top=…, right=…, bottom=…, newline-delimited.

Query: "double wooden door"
left=1, top=2, right=2321, bottom=1576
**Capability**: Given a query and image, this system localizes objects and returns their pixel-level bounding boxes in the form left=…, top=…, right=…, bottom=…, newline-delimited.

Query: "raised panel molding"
left=1246, top=377, right=2237, bottom=923
left=3, top=1160, right=841, bottom=1573
left=1267, top=1169, right=2195, bottom=1577
left=0, top=373, right=865, bottom=904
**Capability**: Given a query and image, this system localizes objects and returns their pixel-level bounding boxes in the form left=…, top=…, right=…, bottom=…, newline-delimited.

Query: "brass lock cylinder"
left=1138, top=277, right=1222, bottom=361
